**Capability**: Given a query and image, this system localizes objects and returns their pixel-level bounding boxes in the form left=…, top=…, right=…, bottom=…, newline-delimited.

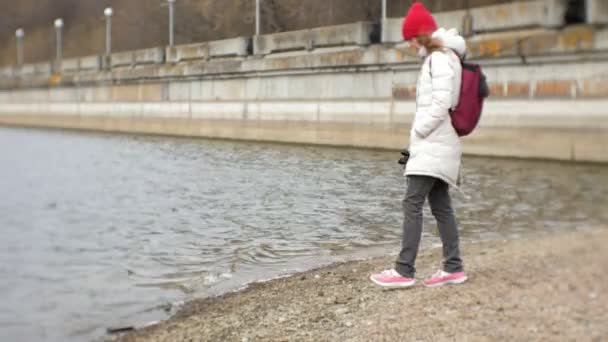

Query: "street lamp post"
left=104, top=7, right=113, bottom=56
left=15, top=28, right=24, bottom=68
left=255, top=0, right=261, bottom=36
left=54, top=18, right=64, bottom=73
left=168, top=0, right=176, bottom=47
left=381, top=0, right=387, bottom=42
left=462, top=0, right=474, bottom=37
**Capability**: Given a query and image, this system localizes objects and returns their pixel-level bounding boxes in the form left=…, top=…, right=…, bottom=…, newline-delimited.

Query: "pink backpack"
left=430, top=52, right=489, bottom=136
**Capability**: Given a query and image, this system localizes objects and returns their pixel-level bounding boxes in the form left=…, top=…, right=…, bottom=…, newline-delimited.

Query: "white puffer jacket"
left=405, top=28, right=466, bottom=188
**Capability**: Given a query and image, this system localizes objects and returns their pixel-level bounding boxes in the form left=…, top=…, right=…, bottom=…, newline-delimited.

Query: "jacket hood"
left=432, top=28, right=467, bottom=57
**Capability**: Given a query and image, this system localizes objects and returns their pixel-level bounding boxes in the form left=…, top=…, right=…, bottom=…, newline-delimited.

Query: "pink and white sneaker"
left=423, top=270, right=467, bottom=288
left=370, top=269, right=416, bottom=288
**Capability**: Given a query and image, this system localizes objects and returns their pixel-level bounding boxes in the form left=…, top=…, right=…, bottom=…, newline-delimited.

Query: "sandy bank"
left=119, top=228, right=608, bottom=341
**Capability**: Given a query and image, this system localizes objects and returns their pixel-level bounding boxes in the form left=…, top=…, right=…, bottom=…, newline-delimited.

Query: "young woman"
left=370, top=2, right=468, bottom=288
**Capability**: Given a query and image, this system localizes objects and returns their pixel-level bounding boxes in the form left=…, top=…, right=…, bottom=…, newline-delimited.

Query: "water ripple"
left=0, top=127, right=606, bottom=342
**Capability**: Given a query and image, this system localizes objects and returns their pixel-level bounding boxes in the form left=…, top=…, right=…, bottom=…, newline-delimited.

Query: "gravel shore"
left=119, top=228, right=608, bottom=341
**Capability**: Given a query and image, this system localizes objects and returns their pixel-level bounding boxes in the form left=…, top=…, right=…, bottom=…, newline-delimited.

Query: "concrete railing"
left=3, top=0, right=608, bottom=78
left=587, top=0, right=608, bottom=24
left=382, top=0, right=569, bottom=43
left=207, top=37, right=251, bottom=58
left=254, top=22, right=374, bottom=55
left=110, top=51, right=135, bottom=69
left=0, top=67, right=14, bottom=78
left=309, top=22, right=375, bottom=49
left=61, top=58, right=81, bottom=73
left=464, top=25, right=602, bottom=59
left=166, top=37, right=250, bottom=64
left=110, top=47, right=165, bottom=68
left=2, top=52, right=608, bottom=162
left=473, top=0, right=566, bottom=31
left=19, top=62, right=52, bottom=76
left=597, top=29, right=608, bottom=50
left=1, top=25, right=607, bottom=88
left=60, top=55, right=101, bottom=73
left=79, top=55, right=102, bottom=72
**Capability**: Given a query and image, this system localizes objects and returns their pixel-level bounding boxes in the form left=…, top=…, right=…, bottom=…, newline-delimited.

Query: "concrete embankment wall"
left=1, top=1, right=608, bottom=162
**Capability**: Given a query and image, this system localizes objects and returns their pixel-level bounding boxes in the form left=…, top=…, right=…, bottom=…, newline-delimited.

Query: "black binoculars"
left=398, top=148, right=410, bottom=165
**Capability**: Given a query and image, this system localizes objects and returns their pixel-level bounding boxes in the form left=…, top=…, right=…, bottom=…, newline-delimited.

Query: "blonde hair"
left=416, top=34, right=442, bottom=54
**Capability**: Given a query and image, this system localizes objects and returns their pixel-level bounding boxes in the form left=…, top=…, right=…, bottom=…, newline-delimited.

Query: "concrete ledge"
left=0, top=67, right=15, bottom=78
left=382, top=12, right=467, bottom=43
left=434, top=10, right=467, bottom=33
left=382, top=0, right=566, bottom=43
left=466, top=29, right=545, bottom=59
left=587, top=0, right=608, bottom=25
left=2, top=25, right=606, bottom=84
left=596, top=28, right=608, bottom=50
left=594, top=29, right=608, bottom=50
left=2, top=27, right=608, bottom=93
left=208, top=37, right=250, bottom=58
left=381, top=18, right=404, bottom=43
left=310, top=22, right=373, bottom=49
left=133, top=47, right=165, bottom=66
left=544, top=25, right=595, bottom=53
left=254, top=22, right=373, bottom=55
left=19, top=63, right=52, bottom=76
left=167, top=37, right=250, bottom=64
left=110, top=51, right=134, bottom=68
left=167, top=43, right=209, bottom=63
left=111, top=47, right=165, bottom=68
left=7, top=47, right=608, bottom=98
left=455, top=26, right=602, bottom=59
left=79, top=55, right=101, bottom=71
left=61, top=58, right=80, bottom=73
left=472, top=0, right=566, bottom=32
left=2, top=99, right=607, bottom=129
left=254, top=29, right=312, bottom=55
left=1, top=111, right=606, bottom=163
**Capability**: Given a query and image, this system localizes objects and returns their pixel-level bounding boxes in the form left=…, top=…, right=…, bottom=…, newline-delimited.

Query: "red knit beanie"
left=402, top=2, right=438, bottom=40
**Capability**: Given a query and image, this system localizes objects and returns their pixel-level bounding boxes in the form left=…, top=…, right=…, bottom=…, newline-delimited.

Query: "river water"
left=0, top=127, right=606, bottom=342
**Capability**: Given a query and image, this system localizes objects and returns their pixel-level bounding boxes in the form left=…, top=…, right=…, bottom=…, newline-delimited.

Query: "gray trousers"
left=395, top=175, right=463, bottom=278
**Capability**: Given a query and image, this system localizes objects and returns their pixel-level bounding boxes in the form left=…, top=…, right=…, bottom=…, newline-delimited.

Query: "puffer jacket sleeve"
left=413, top=51, right=455, bottom=138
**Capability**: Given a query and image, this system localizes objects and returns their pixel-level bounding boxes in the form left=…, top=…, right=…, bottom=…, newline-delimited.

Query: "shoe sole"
left=370, top=276, right=416, bottom=288
left=423, top=276, right=468, bottom=288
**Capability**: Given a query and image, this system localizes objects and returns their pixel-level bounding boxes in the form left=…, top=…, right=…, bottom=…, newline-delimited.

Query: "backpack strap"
left=426, top=49, right=460, bottom=113
left=427, top=48, right=459, bottom=77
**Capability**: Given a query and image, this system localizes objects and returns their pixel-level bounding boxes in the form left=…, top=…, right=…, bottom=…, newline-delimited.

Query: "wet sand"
left=118, top=228, right=608, bottom=341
